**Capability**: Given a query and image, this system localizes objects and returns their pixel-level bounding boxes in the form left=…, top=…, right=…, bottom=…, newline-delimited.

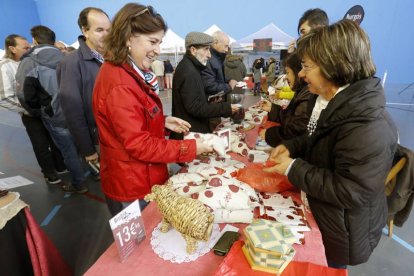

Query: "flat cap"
left=185, top=32, right=214, bottom=49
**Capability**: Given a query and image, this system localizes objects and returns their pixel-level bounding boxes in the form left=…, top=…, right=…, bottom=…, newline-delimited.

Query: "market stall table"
left=86, top=110, right=327, bottom=276
left=85, top=198, right=326, bottom=276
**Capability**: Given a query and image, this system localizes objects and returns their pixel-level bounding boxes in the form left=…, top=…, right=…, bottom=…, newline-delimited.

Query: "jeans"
left=105, top=196, right=149, bottom=217
left=42, top=120, right=85, bottom=186
left=21, top=114, right=66, bottom=177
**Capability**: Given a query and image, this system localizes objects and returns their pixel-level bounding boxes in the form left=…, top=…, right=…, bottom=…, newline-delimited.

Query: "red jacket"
left=93, top=62, right=196, bottom=201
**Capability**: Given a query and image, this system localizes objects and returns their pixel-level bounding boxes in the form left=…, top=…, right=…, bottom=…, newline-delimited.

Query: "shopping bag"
left=235, top=163, right=293, bottom=193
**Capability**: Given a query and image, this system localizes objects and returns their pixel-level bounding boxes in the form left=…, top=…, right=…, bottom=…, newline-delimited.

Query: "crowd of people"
left=0, top=2, right=400, bottom=270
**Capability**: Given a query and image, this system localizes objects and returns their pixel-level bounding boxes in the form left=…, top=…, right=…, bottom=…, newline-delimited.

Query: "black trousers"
left=21, top=114, right=66, bottom=177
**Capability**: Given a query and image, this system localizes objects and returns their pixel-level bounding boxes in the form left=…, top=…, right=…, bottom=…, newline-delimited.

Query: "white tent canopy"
left=232, top=23, right=294, bottom=52
left=56, top=40, right=68, bottom=46
left=204, top=24, right=236, bottom=44
left=71, top=40, right=79, bottom=49
left=160, top=29, right=185, bottom=54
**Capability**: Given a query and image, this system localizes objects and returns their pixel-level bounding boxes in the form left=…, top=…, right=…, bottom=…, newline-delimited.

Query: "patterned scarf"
left=129, top=56, right=159, bottom=94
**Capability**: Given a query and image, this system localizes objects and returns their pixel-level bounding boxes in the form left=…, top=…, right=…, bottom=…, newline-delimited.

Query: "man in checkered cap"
left=170, top=32, right=238, bottom=140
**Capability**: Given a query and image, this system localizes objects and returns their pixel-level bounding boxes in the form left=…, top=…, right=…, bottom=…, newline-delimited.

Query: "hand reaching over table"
left=264, top=145, right=293, bottom=175
left=165, top=116, right=191, bottom=133
left=263, top=156, right=293, bottom=175
left=259, top=99, right=272, bottom=112
left=269, top=144, right=290, bottom=159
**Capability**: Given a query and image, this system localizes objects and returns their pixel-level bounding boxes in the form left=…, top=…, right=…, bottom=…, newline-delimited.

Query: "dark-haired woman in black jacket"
left=259, top=52, right=311, bottom=147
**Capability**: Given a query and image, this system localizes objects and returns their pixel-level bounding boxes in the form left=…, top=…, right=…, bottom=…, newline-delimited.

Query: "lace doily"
left=150, top=222, right=220, bottom=263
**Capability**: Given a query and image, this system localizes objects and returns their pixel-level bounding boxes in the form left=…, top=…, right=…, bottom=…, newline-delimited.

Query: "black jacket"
left=171, top=54, right=232, bottom=139
left=284, top=78, right=398, bottom=265
left=265, top=86, right=311, bottom=147
left=201, top=48, right=231, bottom=95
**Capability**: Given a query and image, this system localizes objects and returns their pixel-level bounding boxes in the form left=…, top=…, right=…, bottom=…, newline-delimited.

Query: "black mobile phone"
left=212, top=231, right=240, bottom=256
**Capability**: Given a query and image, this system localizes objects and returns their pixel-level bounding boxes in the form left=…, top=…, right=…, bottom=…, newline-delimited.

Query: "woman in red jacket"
left=92, top=3, right=212, bottom=216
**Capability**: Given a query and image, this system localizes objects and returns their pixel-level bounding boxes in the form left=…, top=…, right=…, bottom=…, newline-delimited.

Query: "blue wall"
left=1, top=0, right=413, bottom=84
left=0, top=0, right=40, bottom=43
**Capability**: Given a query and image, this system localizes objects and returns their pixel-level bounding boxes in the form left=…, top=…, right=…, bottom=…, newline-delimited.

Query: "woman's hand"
left=165, top=116, right=191, bottom=133
left=195, top=139, right=213, bottom=155
left=259, top=100, right=272, bottom=112
left=263, top=156, right=293, bottom=175
left=264, top=144, right=292, bottom=174
left=269, top=144, right=290, bottom=161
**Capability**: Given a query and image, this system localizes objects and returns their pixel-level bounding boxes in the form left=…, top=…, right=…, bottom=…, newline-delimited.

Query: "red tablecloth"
left=85, top=117, right=327, bottom=276
left=85, top=200, right=326, bottom=276
left=214, top=241, right=346, bottom=276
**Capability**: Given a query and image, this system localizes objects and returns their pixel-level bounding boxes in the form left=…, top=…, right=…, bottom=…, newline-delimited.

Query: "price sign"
left=109, top=200, right=146, bottom=262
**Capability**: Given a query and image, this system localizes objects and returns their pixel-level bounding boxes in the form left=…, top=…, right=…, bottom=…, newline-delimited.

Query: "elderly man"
left=201, top=31, right=237, bottom=130
left=201, top=31, right=237, bottom=97
left=171, top=32, right=237, bottom=140
left=57, top=7, right=110, bottom=172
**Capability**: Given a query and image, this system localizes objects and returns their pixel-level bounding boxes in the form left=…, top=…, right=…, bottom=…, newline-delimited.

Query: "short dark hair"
left=4, top=34, right=25, bottom=59
left=283, top=53, right=306, bottom=92
left=78, top=7, right=109, bottom=31
left=296, top=20, right=376, bottom=86
left=104, top=3, right=167, bottom=65
left=297, top=8, right=329, bottom=35
left=31, top=25, right=55, bottom=45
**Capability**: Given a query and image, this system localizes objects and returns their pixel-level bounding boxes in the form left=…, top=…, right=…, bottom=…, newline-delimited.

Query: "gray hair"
left=211, top=31, right=229, bottom=44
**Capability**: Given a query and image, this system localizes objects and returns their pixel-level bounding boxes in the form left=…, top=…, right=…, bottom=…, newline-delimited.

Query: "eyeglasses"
left=301, top=62, right=317, bottom=72
left=133, top=7, right=149, bottom=17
